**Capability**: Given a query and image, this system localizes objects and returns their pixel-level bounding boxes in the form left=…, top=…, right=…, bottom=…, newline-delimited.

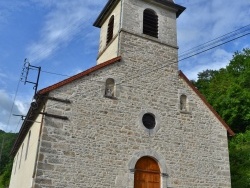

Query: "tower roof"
left=93, top=0, right=185, bottom=28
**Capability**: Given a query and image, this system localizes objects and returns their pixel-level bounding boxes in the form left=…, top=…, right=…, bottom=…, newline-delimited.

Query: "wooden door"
left=134, top=156, right=160, bottom=188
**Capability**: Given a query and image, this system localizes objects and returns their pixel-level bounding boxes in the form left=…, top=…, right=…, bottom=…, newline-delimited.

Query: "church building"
left=9, top=0, right=234, bottom=187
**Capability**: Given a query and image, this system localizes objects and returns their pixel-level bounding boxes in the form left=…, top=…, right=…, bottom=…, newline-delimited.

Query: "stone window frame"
left=178, top=89, right=191, bottom=114
left=139, top=109, right=160, bottom=136
left=127, top=149, right=172, bottom=188
left=102, top=76, right=120, bottom=99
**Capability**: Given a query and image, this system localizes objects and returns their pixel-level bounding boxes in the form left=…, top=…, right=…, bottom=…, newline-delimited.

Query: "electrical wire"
left=42, top=26, right=249, bottom=95
left=6, top=80, right=21, bottom=133
left=28, top=21, right=250, bottom=89
left=14, top=118, right=23, bottom=135
left=0, top=79, right=21, bottom=163
left=116, top=30, right=250, bottom=86
left=179, top=32, right=250, bottom=61
left=10, top=24, right=250, bottom=137
left=41, top=70, right=70, bottom=77
left=179, top=26, right=250, bottom=59
left=179, top=24, right=250, bottom=55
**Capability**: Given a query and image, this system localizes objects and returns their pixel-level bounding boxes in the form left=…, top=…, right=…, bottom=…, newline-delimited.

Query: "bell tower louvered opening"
left=143, top=9, right=158, bottom=38
left=106, top=15, right=114, bottom=45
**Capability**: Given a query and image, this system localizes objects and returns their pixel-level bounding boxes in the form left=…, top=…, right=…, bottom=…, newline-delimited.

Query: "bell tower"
left=94, top=0, right=185, bottom=66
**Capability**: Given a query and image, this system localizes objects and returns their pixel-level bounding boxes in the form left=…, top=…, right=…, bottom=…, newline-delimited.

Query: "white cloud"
left=27, top=0, right=104, bottom=63
left=177, top=0, right=250, bottom=49
left=176, top=0, right=250, bottom=79
left=15, top=100, right=29, bottom=115
left=181, top=48, right=233, bottom=80
left=0, top=90, right=29, bottom=132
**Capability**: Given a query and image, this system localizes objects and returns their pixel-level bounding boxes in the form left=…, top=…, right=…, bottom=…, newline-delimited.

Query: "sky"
left=0, top=0, right=249, bottom=132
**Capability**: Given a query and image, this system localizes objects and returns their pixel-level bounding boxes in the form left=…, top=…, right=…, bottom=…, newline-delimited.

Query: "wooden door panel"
left=134, top=156, right=160, bottom=188
left=148, top=182, right=160, bottom=188
left=135, top=181, right=146, bottom=188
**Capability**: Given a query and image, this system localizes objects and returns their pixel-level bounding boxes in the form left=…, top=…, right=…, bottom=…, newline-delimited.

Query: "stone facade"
left=10, top=0, right=232, bottom=187
left=33, top=29, right=231, bottom=187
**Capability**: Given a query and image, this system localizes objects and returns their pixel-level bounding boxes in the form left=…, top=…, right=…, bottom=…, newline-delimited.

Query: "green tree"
left=229, top=130, right=250, bottom=188
left=0, top=130, right=17, bottom=188
left=193, top=48, right=250, bottom=133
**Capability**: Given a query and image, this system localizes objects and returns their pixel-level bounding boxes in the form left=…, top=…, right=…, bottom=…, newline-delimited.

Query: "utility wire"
left=29, top=21, right=250, bottom=87
left=41, top=70, right=70, bottom=77
left=7, top=24, right=249, bottom=163
left=116, top=31, right=250, bottom=86
left=10, top=24, right=250, bottom=137
left=14, top=118, right=22, bottom=135
left=179, top=25, right=250, bottom=58
left=0, top=79, right=21, bottom=163
left=179, top=24, right=250, bottom=55
left=60, top=27, right=250, bottom=93
left=24, top=23, right=250, bottom=97
left=80, top=24, right=250, bottom=88
left=179, top=32, right=250, bottom=61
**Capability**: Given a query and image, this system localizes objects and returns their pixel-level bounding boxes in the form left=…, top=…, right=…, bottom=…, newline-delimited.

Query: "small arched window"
left=105, top=78, right=115, bottom=98
left=143, top=9, right=158, bottom=38
left=180, top=94, right=188, bottom=111
left=134, top=156, right=160, bottom=188
left=106, top=15, right=114, bottom=45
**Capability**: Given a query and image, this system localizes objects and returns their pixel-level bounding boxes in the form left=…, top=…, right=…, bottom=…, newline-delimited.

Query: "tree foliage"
left=0, top=130, right=17, bottom=188
left=194, top=48, right=250, bottom=133
left=229, top=130, right=250, bottom=188
left=193, top=48, right=250, bottom=188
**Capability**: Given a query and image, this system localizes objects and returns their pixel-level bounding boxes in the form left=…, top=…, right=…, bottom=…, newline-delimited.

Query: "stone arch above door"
left=128, top=149, right=172, bottom=188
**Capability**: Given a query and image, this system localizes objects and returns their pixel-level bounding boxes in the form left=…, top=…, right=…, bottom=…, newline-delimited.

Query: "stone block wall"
left=33, top=30, right=231, bottom=188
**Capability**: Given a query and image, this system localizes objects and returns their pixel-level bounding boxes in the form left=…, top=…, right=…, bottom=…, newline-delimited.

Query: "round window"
left=142, top=113, right=156, bottom=129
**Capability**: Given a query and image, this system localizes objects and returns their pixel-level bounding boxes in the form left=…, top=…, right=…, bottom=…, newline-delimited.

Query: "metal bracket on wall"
left=39, top=112, right=68, bottom=120
left=40, top=96, right=71, bottom=104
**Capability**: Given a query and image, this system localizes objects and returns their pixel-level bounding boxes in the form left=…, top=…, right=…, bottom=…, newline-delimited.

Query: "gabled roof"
left=179, top=70, right=235, bottom=136
left=93, top=0, right=185, bottom=28
left=38, top=56, right=122, bottom=95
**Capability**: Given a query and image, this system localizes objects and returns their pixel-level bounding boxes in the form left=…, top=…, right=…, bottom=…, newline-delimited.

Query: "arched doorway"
left=134, top=156, right=160, bottom=188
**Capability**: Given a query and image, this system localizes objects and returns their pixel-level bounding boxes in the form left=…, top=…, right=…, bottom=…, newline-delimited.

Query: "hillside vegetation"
left=0, top=130, right=17, bottom=188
